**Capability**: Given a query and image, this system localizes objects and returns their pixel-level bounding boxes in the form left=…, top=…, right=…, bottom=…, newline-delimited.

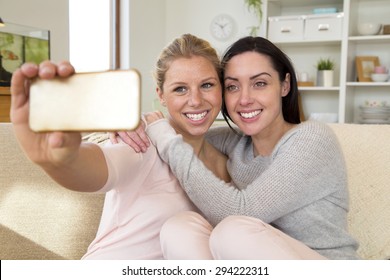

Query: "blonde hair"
left=153, top=34, right=222, bottom=90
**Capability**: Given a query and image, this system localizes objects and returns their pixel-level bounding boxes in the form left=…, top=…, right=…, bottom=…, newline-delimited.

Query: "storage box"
left=304, top=13, right=344, bottom=41
left=268, top=16, right=304, bottom=42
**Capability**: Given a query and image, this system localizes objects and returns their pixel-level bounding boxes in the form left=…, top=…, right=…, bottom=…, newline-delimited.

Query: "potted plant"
left=244, top=0, right=263, bottom=36
left=316, top=58, right=335, bottom=87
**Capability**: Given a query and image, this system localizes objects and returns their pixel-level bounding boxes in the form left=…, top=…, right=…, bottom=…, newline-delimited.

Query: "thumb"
left=48, top=132, right=81, bottom=149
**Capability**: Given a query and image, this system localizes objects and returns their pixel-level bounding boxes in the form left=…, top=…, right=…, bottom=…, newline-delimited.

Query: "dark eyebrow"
left=224, top=72, right=271, bottom=82
left=250, top=72, right=271, bottom=80
left=224, top=77, right=237, bottom=82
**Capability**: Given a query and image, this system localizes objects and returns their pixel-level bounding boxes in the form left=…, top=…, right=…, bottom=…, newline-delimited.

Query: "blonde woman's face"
left=157, top=56, right=222, bottom=138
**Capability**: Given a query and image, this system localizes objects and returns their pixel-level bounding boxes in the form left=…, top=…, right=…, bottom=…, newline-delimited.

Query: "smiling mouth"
left=239, top=110, right=262, bottom=119
left=185, top=111, right=208, bottom=121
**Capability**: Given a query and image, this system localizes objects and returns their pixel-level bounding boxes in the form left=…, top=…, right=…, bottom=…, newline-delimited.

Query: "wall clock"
left=210, top=14, right=236, bottom=41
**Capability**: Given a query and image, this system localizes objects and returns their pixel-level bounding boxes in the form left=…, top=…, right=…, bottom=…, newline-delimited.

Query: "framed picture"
left=0, top=32, right=24, bottom=86
left=355, top=56, right=380, bottom=82
left=0, top=32, right=50, bottom=86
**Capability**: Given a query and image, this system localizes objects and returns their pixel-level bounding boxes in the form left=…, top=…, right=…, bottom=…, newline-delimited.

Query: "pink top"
left=82, top=141, right=198, bottom=259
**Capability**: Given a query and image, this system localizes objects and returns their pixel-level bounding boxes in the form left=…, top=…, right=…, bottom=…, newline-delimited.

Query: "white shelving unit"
left=263, top=0, right=390, bottom=123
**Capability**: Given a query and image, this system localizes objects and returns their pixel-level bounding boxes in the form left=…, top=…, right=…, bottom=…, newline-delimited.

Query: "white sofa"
left=0, top=122, right=389, bottom=259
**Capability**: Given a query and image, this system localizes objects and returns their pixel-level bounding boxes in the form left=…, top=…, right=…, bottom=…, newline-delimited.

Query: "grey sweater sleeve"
left=146, top=120, right=347, bottom=226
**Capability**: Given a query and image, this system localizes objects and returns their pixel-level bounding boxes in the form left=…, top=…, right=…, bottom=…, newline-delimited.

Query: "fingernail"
left=22, top=63, right=38, bottom=70
left=40, top=67, right=55, bottom=76
left=58, top=64, right=72, bottom=73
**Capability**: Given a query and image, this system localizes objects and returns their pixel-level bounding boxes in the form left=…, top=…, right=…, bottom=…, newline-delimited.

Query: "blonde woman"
left=10, top=34, right=229, bottom=259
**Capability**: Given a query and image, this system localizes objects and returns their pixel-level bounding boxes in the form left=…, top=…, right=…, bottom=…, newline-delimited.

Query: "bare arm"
left=10, top=61, right=108, bottom=192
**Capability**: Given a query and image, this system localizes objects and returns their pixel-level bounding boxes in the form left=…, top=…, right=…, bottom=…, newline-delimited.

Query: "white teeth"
left=186, top=111, right=207, bottom=121
left=240, top=110, right=261, bottom=119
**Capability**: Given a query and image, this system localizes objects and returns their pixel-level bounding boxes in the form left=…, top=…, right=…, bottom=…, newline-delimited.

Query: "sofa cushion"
left=329, top=124, right=390, bottom=260
left=1, top=122, right=389, bottom=260
left=0, top=123, right=105, bottom=259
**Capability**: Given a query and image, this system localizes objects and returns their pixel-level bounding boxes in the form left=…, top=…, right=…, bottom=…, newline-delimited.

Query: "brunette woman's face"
left=157, top=56, right=222, bottom=138
left=223, top=51, right=290, bottom=137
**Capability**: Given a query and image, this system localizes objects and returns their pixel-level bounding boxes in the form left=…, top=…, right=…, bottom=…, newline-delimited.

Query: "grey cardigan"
left=146, top=120, right=359, bottom=259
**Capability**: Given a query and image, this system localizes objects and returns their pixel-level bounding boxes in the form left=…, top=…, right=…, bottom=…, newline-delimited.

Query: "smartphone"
left=29, top=69, right=141, bottom=132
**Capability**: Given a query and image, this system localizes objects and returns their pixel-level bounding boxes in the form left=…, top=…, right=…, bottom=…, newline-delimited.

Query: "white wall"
left=128, top=0, right=167, bottom=113
left=69, top=0, right=114, bottom=72
left=0, top=0, right=69, bottom=62
left=165, top=0, right=260, bottom=55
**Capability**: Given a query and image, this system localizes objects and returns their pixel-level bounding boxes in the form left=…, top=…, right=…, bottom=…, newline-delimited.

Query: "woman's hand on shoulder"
left=108, top=111, right=165, bottom=152
left=143, top=111, right=165, bottom=124
left=109, top=122, right=150, bottom=153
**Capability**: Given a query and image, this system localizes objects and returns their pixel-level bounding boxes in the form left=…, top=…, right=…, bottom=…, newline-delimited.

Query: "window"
left=69, top=0, right=117, bottom=72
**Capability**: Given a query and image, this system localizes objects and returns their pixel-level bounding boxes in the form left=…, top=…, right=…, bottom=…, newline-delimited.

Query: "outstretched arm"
left=11, top=61, right=108, bottom=192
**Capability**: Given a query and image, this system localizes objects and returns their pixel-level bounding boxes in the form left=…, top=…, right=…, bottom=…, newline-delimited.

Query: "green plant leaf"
left=316, top=58, right=335, bottom=70
left=244, top=0, right=263, bottom=36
